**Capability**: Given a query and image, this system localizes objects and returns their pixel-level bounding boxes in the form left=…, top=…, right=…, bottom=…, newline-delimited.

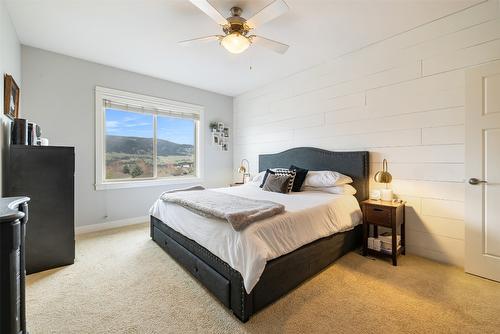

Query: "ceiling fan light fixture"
left=220, top=33, right=250, bottom=54
left=184, top=0, right=289, bottom=54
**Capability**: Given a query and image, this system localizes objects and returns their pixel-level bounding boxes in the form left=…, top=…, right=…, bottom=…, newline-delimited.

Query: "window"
left=95, top=87, right=203, bottom=190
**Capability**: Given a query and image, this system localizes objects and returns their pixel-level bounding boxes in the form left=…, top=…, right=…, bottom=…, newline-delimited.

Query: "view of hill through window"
left=105, top=109, right=196, bottom=180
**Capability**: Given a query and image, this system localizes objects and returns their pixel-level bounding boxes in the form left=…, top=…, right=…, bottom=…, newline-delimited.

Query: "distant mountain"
left=106, top=135, right=193, bottom=156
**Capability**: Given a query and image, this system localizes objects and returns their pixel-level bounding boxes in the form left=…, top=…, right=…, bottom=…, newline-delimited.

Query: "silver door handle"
left=469, top=178, right=487, bottom=185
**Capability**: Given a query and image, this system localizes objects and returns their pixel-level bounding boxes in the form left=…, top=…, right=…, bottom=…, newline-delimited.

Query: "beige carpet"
left=26, top=223, right=500, bottom=334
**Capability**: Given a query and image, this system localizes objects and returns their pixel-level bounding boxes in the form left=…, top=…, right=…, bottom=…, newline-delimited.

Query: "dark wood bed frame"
left=150, top=147, right=369, bottom=322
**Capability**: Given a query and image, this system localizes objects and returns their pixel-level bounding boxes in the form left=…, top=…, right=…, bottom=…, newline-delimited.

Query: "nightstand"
left=361, top=199, right=406, bottom=266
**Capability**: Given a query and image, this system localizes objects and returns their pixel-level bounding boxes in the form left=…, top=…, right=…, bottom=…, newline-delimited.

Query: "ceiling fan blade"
left=178, top=35, right=222, bottom=46
left=189, top=0, right=228, bottom=26
left=246, top=0, right=289, bottom=29
left=251, top=36, right=289, bottom=54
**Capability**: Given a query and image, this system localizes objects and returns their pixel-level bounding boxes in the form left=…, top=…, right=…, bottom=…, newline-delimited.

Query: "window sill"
left=95, top=177, right=203, bottom=191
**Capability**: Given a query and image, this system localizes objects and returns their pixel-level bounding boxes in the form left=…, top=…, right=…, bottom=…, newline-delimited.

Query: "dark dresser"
left=4, top=145, right=75, bottom=274
left=0, top=196, right=30, bottom=334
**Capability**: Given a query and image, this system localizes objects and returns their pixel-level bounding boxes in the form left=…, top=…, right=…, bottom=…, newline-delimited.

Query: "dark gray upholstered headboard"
left=259, top=147, right=369, bottom=202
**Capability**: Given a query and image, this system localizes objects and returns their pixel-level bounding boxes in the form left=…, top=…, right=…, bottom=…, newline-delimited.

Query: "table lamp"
left=374, top=159, right=393, bottom=201
left=238, top=159, right=250, bottom=184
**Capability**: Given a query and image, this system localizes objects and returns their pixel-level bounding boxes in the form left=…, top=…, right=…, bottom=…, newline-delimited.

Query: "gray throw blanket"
left=160, top=186, right=285, bottom=231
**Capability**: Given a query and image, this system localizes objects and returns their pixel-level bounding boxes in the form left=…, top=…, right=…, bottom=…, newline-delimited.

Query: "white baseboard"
left=76, top=216, right=149, bottom=235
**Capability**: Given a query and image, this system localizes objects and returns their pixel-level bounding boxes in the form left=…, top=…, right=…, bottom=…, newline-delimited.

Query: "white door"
left=465, top=60, right=500, bottom=282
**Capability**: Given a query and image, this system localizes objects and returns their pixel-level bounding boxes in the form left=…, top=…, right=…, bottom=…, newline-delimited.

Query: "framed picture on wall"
left=209, top=120, right=230, bottom=151
left=4, top=74, right=20, bottom=119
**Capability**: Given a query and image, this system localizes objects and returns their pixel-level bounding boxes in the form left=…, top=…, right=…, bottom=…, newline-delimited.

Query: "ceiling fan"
left=180, top=0, right=289, bottom=55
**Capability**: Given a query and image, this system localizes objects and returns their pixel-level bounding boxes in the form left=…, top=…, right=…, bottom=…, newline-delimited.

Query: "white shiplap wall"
left=233, top=0, right=500, bottom=267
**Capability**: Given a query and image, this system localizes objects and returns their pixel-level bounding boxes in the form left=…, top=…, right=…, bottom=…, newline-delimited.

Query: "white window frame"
left=95, top=86, right=204, bottom=190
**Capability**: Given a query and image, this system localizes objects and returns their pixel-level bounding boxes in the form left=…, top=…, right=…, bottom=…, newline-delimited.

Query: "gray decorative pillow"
left=262, top=174, right=291, bottom=194
left=272, top=168, right=296, bottom=193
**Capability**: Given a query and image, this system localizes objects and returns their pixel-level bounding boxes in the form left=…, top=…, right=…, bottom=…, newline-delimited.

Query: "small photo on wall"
left=223, top=127, right=229, bottom=137
left=222, top=143, right=228, bottom=151
left=212, top=134, right=220, bottom=145
left=217, top=122, right=224, bottom=131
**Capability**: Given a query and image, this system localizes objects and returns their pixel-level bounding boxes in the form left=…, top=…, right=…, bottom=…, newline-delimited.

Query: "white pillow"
left=251, top=168, right=287, bottom=185
left=251, top=171, right=266, bottom=184
left=302, top=184, right=357, bottom=195
left=303, top=171, right=353, bottom=188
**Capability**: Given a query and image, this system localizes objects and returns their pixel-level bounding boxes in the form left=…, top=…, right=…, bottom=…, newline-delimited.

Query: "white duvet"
left=149, top=183, right=362, bottom=293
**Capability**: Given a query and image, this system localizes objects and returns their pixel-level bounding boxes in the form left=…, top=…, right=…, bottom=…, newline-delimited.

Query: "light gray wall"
left=0, top=0, right=20, bottom=82
left=0, top=0, right=21, bottom=193
left=21, top=46, right=233, bottom=228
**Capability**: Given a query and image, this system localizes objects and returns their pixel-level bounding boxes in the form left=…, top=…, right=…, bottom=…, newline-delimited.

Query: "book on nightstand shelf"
left=380, top=245, right=402, bottom=255
left=379, top=232, right=401, bottom=251
left=368, top=232, right=401, bottom=254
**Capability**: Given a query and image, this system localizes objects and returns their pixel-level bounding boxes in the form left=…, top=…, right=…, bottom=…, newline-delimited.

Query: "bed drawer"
left=364, top=205, right=392, bottom=226
left=153, top=227, right=231, bottom=307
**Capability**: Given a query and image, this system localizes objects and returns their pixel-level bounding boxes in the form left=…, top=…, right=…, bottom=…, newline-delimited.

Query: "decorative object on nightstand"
left=374, top=158, right=393, bottom=201
left=238, top=159, right=250, bottom=183
left=210, top=121, right=229, bottom=151
left=362, top=199, right=406, bottom=266
left=369, top=189, right=381, bottom=200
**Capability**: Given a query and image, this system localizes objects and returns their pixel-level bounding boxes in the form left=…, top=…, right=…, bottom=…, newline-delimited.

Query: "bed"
left=150, top=147, right=369, bottom=322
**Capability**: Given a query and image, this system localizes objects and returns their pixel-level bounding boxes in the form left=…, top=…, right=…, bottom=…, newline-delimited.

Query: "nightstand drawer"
left=364, top=205, right=391, bottom=225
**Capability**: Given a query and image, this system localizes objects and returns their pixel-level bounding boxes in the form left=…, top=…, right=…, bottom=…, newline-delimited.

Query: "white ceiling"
left=6, top=0, right=479, bottom=96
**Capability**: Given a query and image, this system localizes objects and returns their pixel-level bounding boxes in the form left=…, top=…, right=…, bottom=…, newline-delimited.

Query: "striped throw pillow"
left=273, top=168, right=296, bottom=193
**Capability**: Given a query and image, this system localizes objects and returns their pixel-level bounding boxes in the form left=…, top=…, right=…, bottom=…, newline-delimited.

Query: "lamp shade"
left=238, top=165, right=247, bottom=174
left=238, top=159, right=250, bottom=183
left=374, top=159, right=392, bottom=184
left=221, top=33, right=250, bottom=54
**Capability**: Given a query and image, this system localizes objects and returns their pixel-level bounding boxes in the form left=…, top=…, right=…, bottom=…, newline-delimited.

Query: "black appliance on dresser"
left=4, top=145, right=75, bottom=274
left=0, top=196, right=30, bottom=334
